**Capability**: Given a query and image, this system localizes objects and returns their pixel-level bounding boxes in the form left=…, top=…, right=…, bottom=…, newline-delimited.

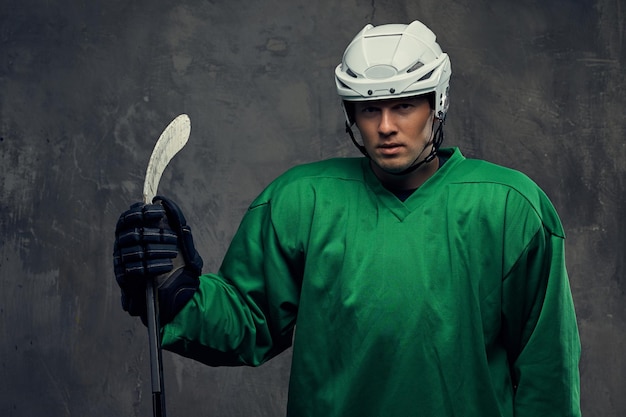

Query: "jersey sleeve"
left=160, top=190, right=303, bottom=367
left=501, top=190, right=581, bottom=416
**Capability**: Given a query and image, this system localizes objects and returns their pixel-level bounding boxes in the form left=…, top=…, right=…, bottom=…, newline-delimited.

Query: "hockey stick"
left=142, top=113, right=191, bottom=417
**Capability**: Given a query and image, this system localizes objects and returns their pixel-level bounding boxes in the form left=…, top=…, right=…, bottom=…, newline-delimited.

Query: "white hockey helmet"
left=335, top=21, right=452, bottom=123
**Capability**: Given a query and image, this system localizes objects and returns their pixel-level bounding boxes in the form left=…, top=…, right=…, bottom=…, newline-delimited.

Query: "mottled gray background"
left=1, top=0, right=624, bottom=416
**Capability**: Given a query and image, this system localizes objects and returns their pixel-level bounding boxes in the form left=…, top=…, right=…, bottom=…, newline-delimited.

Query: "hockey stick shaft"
left=145, top=281, right=165, bottom=417
left=142, top=114, right=191, bottom=417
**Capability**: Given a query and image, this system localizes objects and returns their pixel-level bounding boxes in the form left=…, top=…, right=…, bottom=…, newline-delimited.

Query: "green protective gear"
left=162, top=148, right=580, bottom=417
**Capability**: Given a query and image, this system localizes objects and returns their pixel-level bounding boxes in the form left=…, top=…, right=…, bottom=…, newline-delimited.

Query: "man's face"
left=353, top=96, right=435, bottom=176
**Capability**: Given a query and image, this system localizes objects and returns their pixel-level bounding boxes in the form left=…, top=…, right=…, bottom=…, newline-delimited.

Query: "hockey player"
left=114, top=20, right=581, bottom=416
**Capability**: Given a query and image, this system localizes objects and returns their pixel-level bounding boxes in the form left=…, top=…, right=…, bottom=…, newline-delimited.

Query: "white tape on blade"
left=143, top=114, right=191, bottom=204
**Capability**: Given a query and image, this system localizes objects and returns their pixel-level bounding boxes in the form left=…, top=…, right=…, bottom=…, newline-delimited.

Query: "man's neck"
left=371, top=156, right=440, bottom=193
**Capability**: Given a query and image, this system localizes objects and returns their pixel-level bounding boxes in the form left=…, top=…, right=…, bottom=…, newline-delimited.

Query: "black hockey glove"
left=113, top=196, right=203, bottom=325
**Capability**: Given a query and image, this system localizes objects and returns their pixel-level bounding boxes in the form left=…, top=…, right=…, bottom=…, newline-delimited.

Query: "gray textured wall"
left=1, top=0, right=624, bottom=416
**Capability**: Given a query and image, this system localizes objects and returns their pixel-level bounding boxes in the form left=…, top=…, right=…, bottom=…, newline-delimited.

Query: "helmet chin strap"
left=345, top=118, right=445, bottom=176
left=346, top=121, right=369, bottom=157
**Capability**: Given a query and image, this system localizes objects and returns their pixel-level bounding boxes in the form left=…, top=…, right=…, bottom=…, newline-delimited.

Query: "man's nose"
left=378, top=109, right=397, bottom=136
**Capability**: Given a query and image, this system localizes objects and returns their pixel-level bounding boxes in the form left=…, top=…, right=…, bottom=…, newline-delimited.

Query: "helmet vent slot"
left=407, top=61, right=424, bottom=73
left=417, top=69, right=434, bottom=81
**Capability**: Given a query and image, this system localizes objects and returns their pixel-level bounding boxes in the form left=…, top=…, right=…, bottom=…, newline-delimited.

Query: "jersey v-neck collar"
left=361, top=148, right=464, bottom=221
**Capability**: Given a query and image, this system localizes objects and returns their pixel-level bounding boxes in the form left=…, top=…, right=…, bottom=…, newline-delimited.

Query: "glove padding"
left=113, top=196, right=203, bottom=324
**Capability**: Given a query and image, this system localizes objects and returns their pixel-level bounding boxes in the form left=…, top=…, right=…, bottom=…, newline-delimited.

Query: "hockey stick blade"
left=143, top=114, right=191, bottom=204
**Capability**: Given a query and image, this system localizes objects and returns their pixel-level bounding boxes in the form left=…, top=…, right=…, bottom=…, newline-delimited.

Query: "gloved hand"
left=113, top=196, right=203, bottom=325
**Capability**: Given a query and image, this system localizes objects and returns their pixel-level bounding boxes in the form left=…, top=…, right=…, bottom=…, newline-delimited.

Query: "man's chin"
left=371, top=159, right=412, bottom=175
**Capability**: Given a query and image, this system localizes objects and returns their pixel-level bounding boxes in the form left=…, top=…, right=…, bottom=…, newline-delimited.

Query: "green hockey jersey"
left=162, top=147, right=581, bottom=417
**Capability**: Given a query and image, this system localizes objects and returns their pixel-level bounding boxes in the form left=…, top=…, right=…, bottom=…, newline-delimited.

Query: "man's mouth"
left=378, top=143, right=403, bottom=155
